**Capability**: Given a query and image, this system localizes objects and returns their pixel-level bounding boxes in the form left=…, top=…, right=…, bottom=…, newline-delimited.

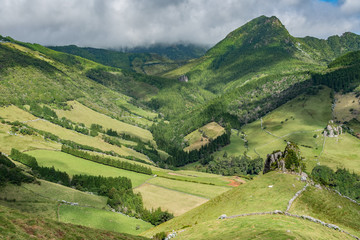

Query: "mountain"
left=1, top=14, right=360, bottom=240
left=49, top=45, right=183, bottom=75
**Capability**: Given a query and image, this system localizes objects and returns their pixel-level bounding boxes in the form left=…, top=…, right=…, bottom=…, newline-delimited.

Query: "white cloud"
left=0, top=0, right=359, bottom=48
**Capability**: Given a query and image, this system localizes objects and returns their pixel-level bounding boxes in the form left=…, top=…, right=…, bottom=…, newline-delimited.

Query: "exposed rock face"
left=264, top=150, right=283, bottom=174
left=323, top=120, right=343, bottom=137
left=264, top=142, right=304, bottom=174
left=178, top=75, right=189, bottom=82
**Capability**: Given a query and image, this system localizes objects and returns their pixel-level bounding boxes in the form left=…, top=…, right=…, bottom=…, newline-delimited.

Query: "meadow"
left=290, top=186, right=360, bottom=236
left=211, top=87, right=360, bottom=174
left=133, top=183, right=208, bottom=216
left=59, top=205, right=153, bottom=235
left=143, top=171, right=305, bottom=237
left=27, top=150, right=152, bottom=187
left=184, top=122, right=225, bottom=151
left=174, top=214, right=353, bottom=240
left=54, top=100, right=154, bottom=142
left=146, top=177, right=230, bottom=199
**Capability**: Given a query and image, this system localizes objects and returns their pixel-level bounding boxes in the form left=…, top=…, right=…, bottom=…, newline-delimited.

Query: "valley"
left=0, top=14, right=359, bottom=240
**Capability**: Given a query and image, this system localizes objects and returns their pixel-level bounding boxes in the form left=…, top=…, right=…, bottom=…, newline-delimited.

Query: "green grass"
left=0, top=204, right=148, bottom=240
left=173, top=215, right=353, bottom=240
left=59, top=205, right=153, bottom=235
left=147, top=177, right=230, bottom=199
left=184, top=122, right=225, bottom=151
left=142, top=172, right=305, bottom=237
left=134, top=183, right=208, bottom=216
left=290, top=186, right=360, bottom=236
left=27, top=150, right=152, bottom=187
left=55, top=100, right=154, bottom=142
left=320, top=134, right=360, bottom=174
left=214, top=87, right=342, bottom=172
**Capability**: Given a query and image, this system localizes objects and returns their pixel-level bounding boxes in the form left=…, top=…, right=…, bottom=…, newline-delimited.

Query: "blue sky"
left=0, top=0, right=359, bottom=47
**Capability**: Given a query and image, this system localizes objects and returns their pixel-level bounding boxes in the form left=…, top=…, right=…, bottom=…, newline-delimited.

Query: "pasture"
left=27, top=150, right=152, bottom=187
left=134, top=183, right=208, bottom=216
left=54, top=100, right=154, bottom=142
left=59, top=205, right=153, bottom=235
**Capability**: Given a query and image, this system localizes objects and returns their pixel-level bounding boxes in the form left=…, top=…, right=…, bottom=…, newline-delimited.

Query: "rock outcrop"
left=323, top=120, right=343, bottom=137
left=178, top=75, right=189, bottom=82
left=263, top=142, right=304, bottom=174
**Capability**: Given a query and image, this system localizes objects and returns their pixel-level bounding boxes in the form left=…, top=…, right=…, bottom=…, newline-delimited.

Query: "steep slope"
left=0, top=204, right=148, bottom=240
left=49, top=45, right=183, bottom=75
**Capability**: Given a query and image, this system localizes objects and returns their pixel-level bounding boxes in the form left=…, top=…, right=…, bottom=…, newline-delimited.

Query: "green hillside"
left=49, top=45, right=183, bottom=75
left=0, top=204, right=148, bottom=240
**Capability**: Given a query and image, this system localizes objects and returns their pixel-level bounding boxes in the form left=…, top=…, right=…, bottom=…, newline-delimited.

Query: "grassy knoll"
left=59, top=205, right=153, bottom=235
left=146, top=177, right=230, bottom=199
left=142, top=172, right=305, bottom=237
left=0, top=123, right=60, bottom=155
left=320, top=133, right=360, bottom=174
left=134, top=183, right=208, bottom=216
left=0, top=204, right=148, bottom=240
left=184, top=122, right=225, bottom=151
left=334, top=92, right=360, bottom=122
left=290, top=186, right=360, bottom=236
left=173, top=215, right=353, bottom=240
left=27, top=150, right=152, bottom=187
left=54, top=100, right=154, bottom=142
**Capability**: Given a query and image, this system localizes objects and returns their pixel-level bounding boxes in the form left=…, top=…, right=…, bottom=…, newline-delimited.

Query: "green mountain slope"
left=49, top=45, right=183, bottom=75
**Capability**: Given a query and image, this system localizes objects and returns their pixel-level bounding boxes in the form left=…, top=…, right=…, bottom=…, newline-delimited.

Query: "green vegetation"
left=146, top=177, right=230, bottom=199
left=143, top=172, right=305, bottom=237
left=172, top=215, right=353, bottom=240
left=27, top=150, right=151, bottom=187
left=59, top=205, right=153, bottom=235
left=311, top=165, right=360, bottom=201
left=134, top=183, right=208, bottom=216
left=290, top=186, right=360, bottom=236
left=61, top=145, right=152, bottom=175
left=0, top=204, right=148, bottom=240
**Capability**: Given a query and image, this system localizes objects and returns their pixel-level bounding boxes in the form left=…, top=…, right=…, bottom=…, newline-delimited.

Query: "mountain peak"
left=207, top=15, right=292, bottom=56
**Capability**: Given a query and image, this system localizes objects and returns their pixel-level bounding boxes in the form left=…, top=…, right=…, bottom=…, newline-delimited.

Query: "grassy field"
left=173, top=214, right=353, bottom=240
left=0, top=204, right=147, bottom=240
left=184, top=122, right=225, bottom=151
left=0, top=105, right=149, bottom=161
left=146, top=177, right=230, bottom=199
left=55, top=101, right=154, bottom=142
left=334, top=92, right=360, bottom=122
left=0, top=179, right=108, bottom=220
left=0, top=123, right=60, bottom=155
left=142, top=172, right=305, bottom=237
left=59, top=205, right=153, bottom=235
left=290, top=186, right=360, bottom=236
left=320, top=133, right=360, bottom=174
left=213, top=87, right=360, bottom=174
left=134, top=183, right=208, bottom=216
left=27, top=150, right=152, bottom=187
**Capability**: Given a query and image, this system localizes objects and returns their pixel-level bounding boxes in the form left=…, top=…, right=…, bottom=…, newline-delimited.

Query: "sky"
left=0, top=0, right=359, bottom=48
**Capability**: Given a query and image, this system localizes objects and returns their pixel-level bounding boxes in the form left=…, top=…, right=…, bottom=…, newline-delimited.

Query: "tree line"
left=7, top=149, right=172, bottom=225
left=0, top=153, right=35, bottom=186
left=162, top=130, right=231, bottom=167
left=312, top=165, right=360, bottom=201
left=61, top=145, right=152, bottom=175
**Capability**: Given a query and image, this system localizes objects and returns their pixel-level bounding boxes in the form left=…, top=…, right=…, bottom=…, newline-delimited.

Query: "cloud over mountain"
left=0, top=0, right=359, bottom=48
